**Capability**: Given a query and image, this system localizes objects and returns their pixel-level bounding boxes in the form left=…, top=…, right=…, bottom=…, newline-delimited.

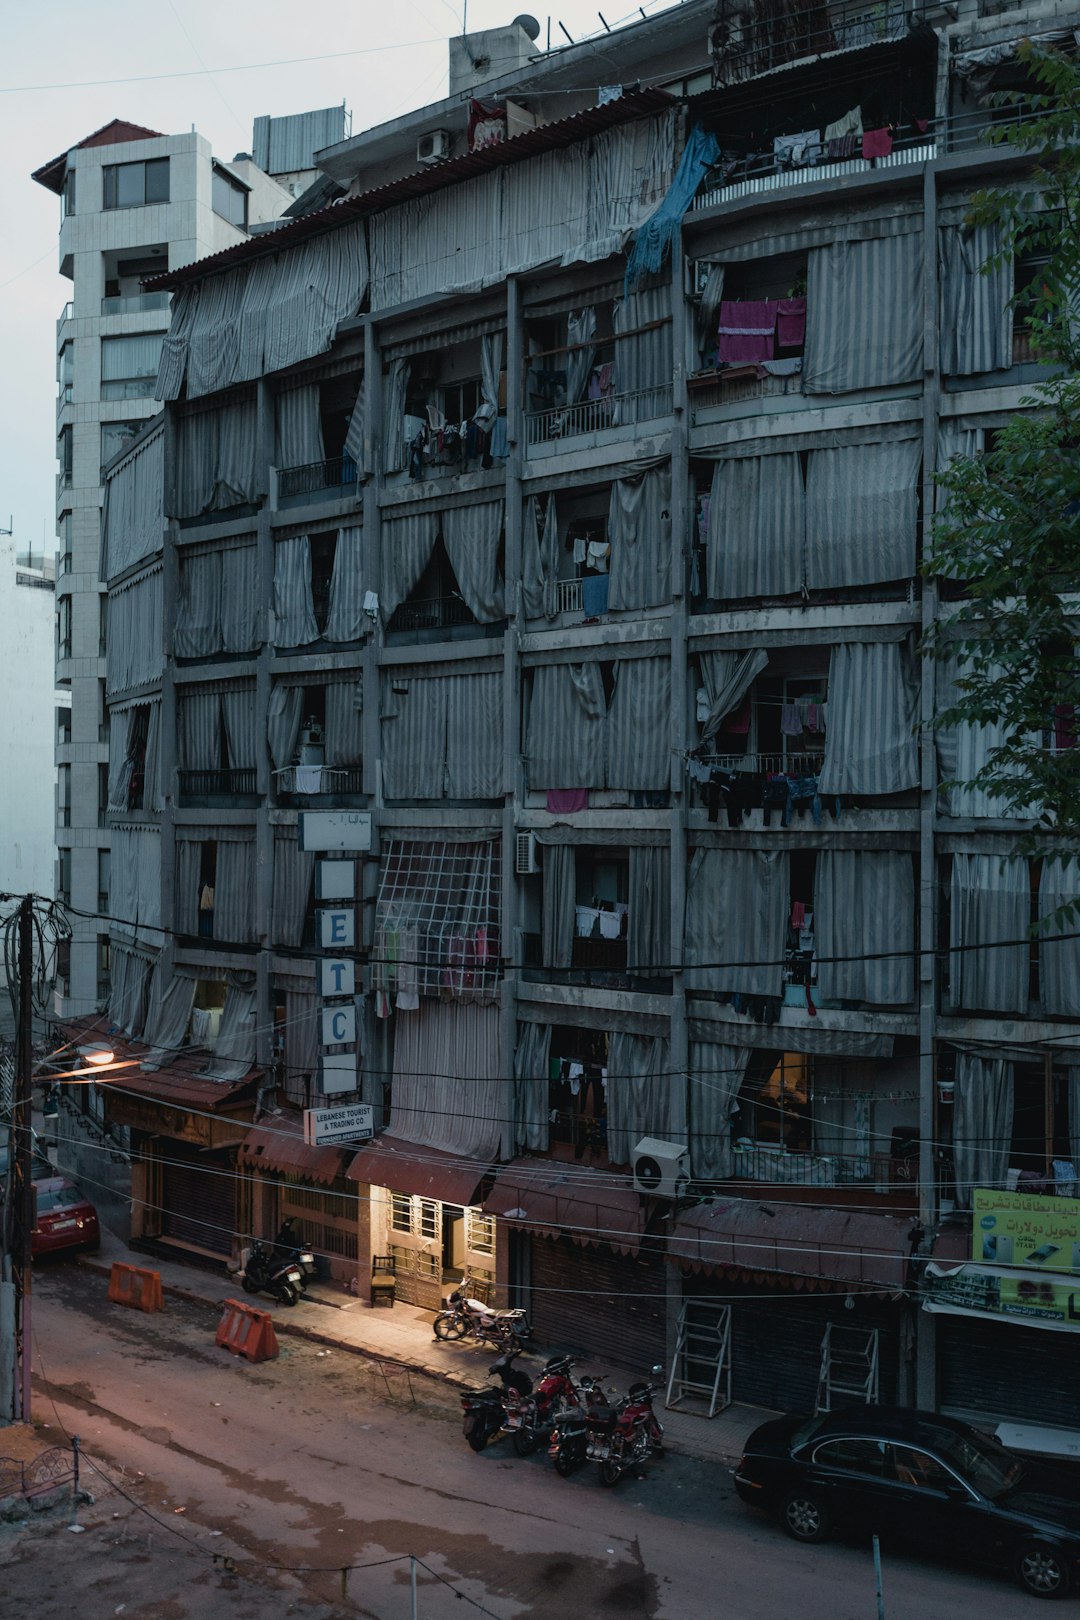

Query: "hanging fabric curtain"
left=380, top=508, right=439, bottom=621
left=939, top=221, right=1013, bottom=375
left=173, top=834, right=203, bottom=936
left=607, top=463, right=671, bottom=611
left=101, top=426, right=164, bottom=580
left=509, top=1022, right=551, bottom=1157
left=475, top=330, right=505, bottom=428
left=689, top=1042, right=750, bottom=1182
left=565, top=307, right=597, bottom=404
left=612, top=283, right=671, bottom=420
left=220, top=685, right=257, bottom=770
left=275, top=384, right=325, bottom=470
left=383, top=358, right=410, bottom=473
left=805, top=437, right=922, bottom=589
left=174, top=549, right=221, bottom=657
left=935, top=655, right=1032, bottom=818
left=521, top=495, right=559, bottom=621
left=220, top=543, right=259, bottom=653
left=694, top=263, right=724, bottom=364
left=441, top=499, right=505, bottom=622
left=389, top=1001, right=503, bottom=1159
left=324, top=524, right=365, bottom=642
left=606, top=1032, right=676, bottom=1165
left=139, top=967, right=196, bottom=1072
left=200, top=984, right=257, bottom=1082
left=282, top=986, right=320, bottom=1106
left=625, top=124, right=721, bottom=287
left=324, top=678, right=363, bottom=769
left=445, top=672, right=502, bottom=798
left=271, top=827, right=313, bottom=946
left=177, top=688, right=221, bottom=771
left=267, top=684, right=304, bottom=771
left=707, top=452, right=804, bottom=600
left=627, top=844, right=670, bottom=972
left=273, top=536, right=319, bottom=648
left=106, top=569, right=163, bottom=694
left=684, top=847, right=790, bottom=997
left=380, top=675, right=448, bottom=800
left=542, top=844, right=575, bottom=969
left=526, top=662, right=607, bottom=790
left=144, top=699, right=162, bottom=812
left=697, top=649, right=768, bottom=747
left=108, top=946, right=151, bottom=1037
left=804, top=231, right=923, bottom=393
left=343, top=375, right=365, bottom=475
left=934, top=420, right=983, bottom=519
left=815, top=851, right=916, bottom=1005
left=949, top=853, right=1030, bottom=1014
left=213, top=833, right=256, bottom=944
left=1038, top=858, right=1080, bottom=1017
left=819, top=641, right=919, bottom=795
left=107, top=708, right=136, bottom=810
left=607, top=658, right=670, bottom=791
left=174, top=398, right=259, bottom=517
left=953, top=1052, right=1014, bottom=1207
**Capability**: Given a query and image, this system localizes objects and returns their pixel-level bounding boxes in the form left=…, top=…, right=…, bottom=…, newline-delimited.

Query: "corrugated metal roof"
left=347, top=1136, right=491, bottom=1205
left=240, top=1118, right=349, bottom=1186
left=668, top=1197, right=916, bottom=1289
left=55, top=1013, right=261, bottom=1111
left=32, top=119, right=166, bottom=194
left=252, top=107, right=348, bottom=176
left=146, top=87, right=673, bottom=293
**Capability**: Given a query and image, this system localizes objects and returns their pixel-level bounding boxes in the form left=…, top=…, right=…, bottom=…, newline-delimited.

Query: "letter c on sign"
left=330, top=1009, right=348, bottom=1042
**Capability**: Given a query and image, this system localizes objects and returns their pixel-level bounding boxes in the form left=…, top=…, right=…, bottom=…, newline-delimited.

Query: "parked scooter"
left=459, top=1351, right=534, bottom=1453
left=434, top=1278, right=532, bottom=1353
left=502, top=1355, right=581, bottom=1457
left=272, top=1216, right=317, bottom=1291
left=240, top=1239, right=305, bottom=1306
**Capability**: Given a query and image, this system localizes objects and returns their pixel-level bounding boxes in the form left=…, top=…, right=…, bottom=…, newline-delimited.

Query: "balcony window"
left=101, top=333, right=163, bottom=401
left=386, top=536, right=483, bottom=639
left=103, top=157, right=169, bottom=210
left=57, top=706, right=71, bottom=745
left=212, top=166, right=247, bottom=228
left=56, top=596, right=72, bottom=659
left=58, top=426, right=73, bottom=487
left=57, top=765, right=71, bottom=829
left=98, top=848, right=110, bottom=913
left=548, top=1025, right=609, bottom=1158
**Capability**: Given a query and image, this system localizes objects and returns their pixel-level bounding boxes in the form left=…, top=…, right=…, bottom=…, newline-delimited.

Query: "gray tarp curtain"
left=803, top=230, right=923, bottom=393
left=389, top=1000, right=503, bottom=1160
left=521, top=495, right=559, bottom=621
left=177, top=689, right=221, bottom=771
left=1038, top=858, right=1080, bottom=1017
left=174, top=834, right=203, bottom=936
left=689, top=1042, right=750, bottom=1181
left=175, top=543, right=258, bottom=657
left=949, top=853, right=1030, bottom=1014
left=939, top=221, right=1013, bottom=375
left=282, top=985, right=320, bottom=1106
left=476, top=330, right=505, bottom=429
left=804, top=437, right=921, bottom=589
left=697, top=649, right=768, bottom=747
left=613, top=284, right=671, bottom=405
left=694, top=263, right=724, bottom=364
left=509, top=1021, right=551, bottom=1157
left=542, top=844, right=575, bottom=969
left=139, top=966, right=196, bottom=1071
left=106, top=568, right=163, bottom=694
left=383, top=358, right=410, bottom=473
left=606, top=1032, right=675, bottom=1165
left=267, top=684, right=304, bottom=771
left=565, top=307, right=596, bottom=404
left=441, top=499, right=505, bottom=622
left=607, top=658, right=671, bottom=791
left=109, top=825, right=162, bottom=937
left=707, top=452, right=804, bottom=600
left=815, top=851, right=915, bottom=1005
left=627, top=845, right=670, bottom=972
left=381, top=508, right=438, bottom=620
left=934, top=420, right=983, bottom=517
left=273, top=536, right=319, bottom=648
left=953, top=1052, right=1014, bottom=1206
left=107, top=705, right=141, bottom=810
left=684, top=847, right=790, bottom=997
left=380, top=671, right=502, bottom=799
left=101, top=426, right=164, bottom=581
left=271, top=827, right=313, bottom=946
left=213, top=830, right=256, bottom=945
left=220, top=685, right=257, bottom=770
left=343, top=377, right=365, bottom=475
left=819, top=641, right=919, bottom=795
left=324, top=677, right=363, bottom=769
left=108, top=946, right=151, bottom=1037
left=199, top=983, right=257, bottom=1082
left=221, top=544, right=260, bottom=653
left=174, top=398, right=258, bottom=518
left=935, top=656, right=1030, bottom=819
left=324, top=525, right=365, bottom=642
left=144, top=701, right=162, bottom=811
left=275, top=384, right=325, bottom=470
left=526, top=662, right=607, bottom=789
left=607, top=464, right=671, bottom=610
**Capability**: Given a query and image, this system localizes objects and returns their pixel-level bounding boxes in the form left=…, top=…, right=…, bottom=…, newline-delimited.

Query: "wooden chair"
left=370, top=1254, right=397, bottom=1308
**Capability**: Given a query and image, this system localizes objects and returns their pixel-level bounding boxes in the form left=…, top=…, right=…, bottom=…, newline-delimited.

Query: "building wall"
left=0, top=540, right=57, bottom=901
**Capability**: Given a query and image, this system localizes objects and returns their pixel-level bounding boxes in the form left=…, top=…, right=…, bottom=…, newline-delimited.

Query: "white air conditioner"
left=515, top=830, right=540, bottom=875
left=417, top=129, right=451, bottom=164
left=632, top=1138, right=690, bottom=1201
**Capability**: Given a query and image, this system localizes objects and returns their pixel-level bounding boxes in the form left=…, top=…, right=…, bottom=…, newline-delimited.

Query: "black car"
left=734, top=1406, right=1080, bottom=1599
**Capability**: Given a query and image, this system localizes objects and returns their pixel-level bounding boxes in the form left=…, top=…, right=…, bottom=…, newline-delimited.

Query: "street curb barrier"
left=215, top=1298, right=279, bottom=1363
left=106, top=1262, right=164, bottom=1313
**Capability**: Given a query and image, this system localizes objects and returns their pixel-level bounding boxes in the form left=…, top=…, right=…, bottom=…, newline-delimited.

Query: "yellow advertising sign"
left=972, top=1188, right=1080, bottom=1274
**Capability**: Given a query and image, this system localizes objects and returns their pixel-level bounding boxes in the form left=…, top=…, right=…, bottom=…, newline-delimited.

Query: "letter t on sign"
left=319, top=958, right=356, bottom=998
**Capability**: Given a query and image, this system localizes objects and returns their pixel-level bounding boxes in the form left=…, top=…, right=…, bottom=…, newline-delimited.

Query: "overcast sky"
left=0, top=0, right=679, bottom=556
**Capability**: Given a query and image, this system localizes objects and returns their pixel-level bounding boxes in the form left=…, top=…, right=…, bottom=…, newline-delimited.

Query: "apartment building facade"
left=88, top=1, right=1080, bottom=1433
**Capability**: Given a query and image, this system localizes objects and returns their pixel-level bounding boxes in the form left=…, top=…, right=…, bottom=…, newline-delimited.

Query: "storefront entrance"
left=384, top=1191, right=496, bottom=1310
left=938, top=1314, right=1080, bottom=1431
left=159, top=1141, right=236, bottom=1258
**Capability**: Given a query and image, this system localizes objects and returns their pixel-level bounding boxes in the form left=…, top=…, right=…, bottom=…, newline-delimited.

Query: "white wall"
left=0, top=540, right=59, bottom=899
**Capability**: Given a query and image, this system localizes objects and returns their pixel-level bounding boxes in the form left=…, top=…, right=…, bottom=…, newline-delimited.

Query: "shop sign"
left=319, top=1053, right=357, bottom=1096
left=318, top=958, right=355, bottom=998
left=305, top=1102, right=375, bottom=1147
left=299, top=811, right=372, bottom=853
left=924, top=1261, right=1080, bottom=1333
left=315, top=860, right=354, bottom=901
left=321, top=1002, right=356, bottom=1047
left=972, top=1187, right=1080, bottom=1273
left=317, top=908, right=355, bottom=949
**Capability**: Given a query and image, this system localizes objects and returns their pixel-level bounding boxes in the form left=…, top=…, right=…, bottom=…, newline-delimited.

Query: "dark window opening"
left=547, top=1024, right=609, bottom=1159
left=310, top=533, right=337, bottom=633
left=103, top=158, right=169, bottom=210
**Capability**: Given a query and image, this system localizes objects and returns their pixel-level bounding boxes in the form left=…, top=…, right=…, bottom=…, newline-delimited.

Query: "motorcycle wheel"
left=502, top=1332, right=524, bottom=1355
left=467, top=1427, right=490, bottom=1452
left=278, top=1281, right=299, bottom=1307
left=241, top=1275, right=259, bottom=1295
left=554, top=1447, right=583, bottom=1478
left=600, top=1458, right=623, bottom=1487
left=434, top=1315, right=467, bottom=1341
left=513, top=1428, right=540, bottom=1457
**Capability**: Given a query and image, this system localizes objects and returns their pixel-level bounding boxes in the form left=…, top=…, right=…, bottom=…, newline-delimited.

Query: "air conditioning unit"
left=632, top=1138, right=690, bottom=1201
left=515, top=830, right=540, bottom=875
left=417, top=129, right=451, bottom=164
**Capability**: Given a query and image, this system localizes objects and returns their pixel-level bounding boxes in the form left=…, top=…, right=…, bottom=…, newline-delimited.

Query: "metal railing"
left=693, top=134, right=938, bottom=213
left=385, top=593, right=479, bottom=635
left=556, top=579, right=583, bottom=614
left=525, top=384, right=672, bottom=449
left=944, top=101, right=1044, bottom=155
left=689, top=367, right=802, bottom=420
left=178, top=767, right=258, bottom=800
left=732, top=1144, right=883, bottom=1188
left=273, top=765, right=364, bottom=796
left=100, top=290, right=170, bottom=316
left=698, top=751, right=825, bottom=775
left=710, top=0, right=915, bottom=85
left=278, top=453, right=358, bottom=500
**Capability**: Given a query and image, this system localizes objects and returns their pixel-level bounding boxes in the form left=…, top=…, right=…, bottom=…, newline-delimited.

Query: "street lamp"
left=78, top=1044, right=115, bottom=1068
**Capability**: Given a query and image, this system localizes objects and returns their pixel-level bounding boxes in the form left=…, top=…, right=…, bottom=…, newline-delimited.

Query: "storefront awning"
left=483, top=1160, right=645, bottom=1257
left=669, top=1198, right=915, bottom=1290
left=346, top=1136, right=491, bottom=1206
left=240, top=1119, right=349, bottom=1188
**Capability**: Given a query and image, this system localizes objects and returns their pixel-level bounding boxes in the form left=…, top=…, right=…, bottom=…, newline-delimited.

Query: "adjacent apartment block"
left=74, top=1, right=1080, bottom=1437
left=0, top=538, right=58, bottom=909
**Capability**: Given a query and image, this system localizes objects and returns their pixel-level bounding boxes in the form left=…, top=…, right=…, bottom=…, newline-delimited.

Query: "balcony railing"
left=278, top=453, right=358, bottom=501
left=385, top=593, right=480, bottom=636
left=524, top=384, right=672, bottom=450
left=178, top=767, right=258, bottom=802
left=693, top=133, right=938, bottom=213
left=101, top=291, right=170, bottom=317
left=710, top=0, right=914, bottom=86
left=731, top=1144, right=907, bottom=1191
left=273, top=765, right=364, bottom=797
left=688, top=366, right=802, bottom=421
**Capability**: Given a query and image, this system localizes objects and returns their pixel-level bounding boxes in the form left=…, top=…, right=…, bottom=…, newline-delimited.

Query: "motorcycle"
left=240, top=1240, right=305, bottom=1306
left=503, top=1355, right=581, bottom=1457
left=433, top=1280, right=532, bottom=1353
left=272, top=1217, right=317, bottom=1292
left=459, top=1350, right=534, bottom=1453
left=548, top=1374, right=611, bottom=1477
left=551, top=1368, right=665, bottom=1485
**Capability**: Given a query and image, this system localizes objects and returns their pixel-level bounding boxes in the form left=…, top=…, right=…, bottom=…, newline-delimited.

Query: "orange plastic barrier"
left=214, top=1298, right=279, bottom=1363
left=107, top=1262, right=164, bottom=1313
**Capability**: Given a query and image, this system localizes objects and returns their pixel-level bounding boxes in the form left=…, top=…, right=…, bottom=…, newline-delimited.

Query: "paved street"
left=5, top=1263, right=1044, bottom=1620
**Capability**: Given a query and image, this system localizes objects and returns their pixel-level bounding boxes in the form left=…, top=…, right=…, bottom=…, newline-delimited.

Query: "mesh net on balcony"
left=372, top=838, right=502, bottom=1003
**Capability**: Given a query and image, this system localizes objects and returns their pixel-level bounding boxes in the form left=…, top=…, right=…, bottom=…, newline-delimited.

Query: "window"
left=101, top=421, right=143, bottom=469
left=812, top=1437, right=889, bottom=1477
left=57, top=706, right=71, bottom=745
left=99, top=595, right=107, bottom=657
left=389, top=1192, right=412, bottom=1234
left=57, top=847, right=72, bottom=903
left=736, top=1051, right=812, bottom=1151
left=58, top=426, right=73, bottom=485
left=98, top=848, right=110, bottom=911
left=467, top=1211, right=495, bottom=1255
left=103, top=158, right=169, bottom=210
left=56, top=939, right=71, bottom=994
left=56, top=596, right=72, bottom=659
left=890, top=1447, right=955, bottom=1490
left=212, top=166, right=247, bottom=228
left=439, top=378, right=482, bottom=424
left=418, top=1198, right=439, bottom=1241
left=100, top=334, right=163, bottom=400
left=98, top=762, right=110, bottom=824
left=61, top=167, right=76, bottom=219
left=58, top=342, right=74, bottom=405
left=98, top=679, right=110, bottom=743
left=97, top=935, right=112, bottom=994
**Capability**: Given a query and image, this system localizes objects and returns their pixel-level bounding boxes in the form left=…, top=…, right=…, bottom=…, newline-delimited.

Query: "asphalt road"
left=17, top=1263, right=1048, bottom=1620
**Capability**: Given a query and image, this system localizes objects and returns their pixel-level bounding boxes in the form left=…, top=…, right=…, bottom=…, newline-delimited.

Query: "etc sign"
left=298, top=814, right=363, bottom=1102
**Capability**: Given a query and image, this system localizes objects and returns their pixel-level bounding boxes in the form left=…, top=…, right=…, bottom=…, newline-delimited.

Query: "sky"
left=0, top=0, right=681, bottom=557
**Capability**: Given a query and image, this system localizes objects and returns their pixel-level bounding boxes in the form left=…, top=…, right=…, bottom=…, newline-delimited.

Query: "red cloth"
left=717, top=300, right=777, bottom=364
left=791, top=901, right=806, bottom=930
left=546, top=788, right=589, bottom=813
left=862, top=127, right=893, bottom=160
left=776, top=296, right=806, bottom=348
left=721, top=698, right=751, bottom=735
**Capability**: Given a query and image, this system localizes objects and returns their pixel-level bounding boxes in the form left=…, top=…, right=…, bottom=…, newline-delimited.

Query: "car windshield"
left=939, top=1428, right=1024, bottom=1499
left=36, top=1185, right=79, bottom=1213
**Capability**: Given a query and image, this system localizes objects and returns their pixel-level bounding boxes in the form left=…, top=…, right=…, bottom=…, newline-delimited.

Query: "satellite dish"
left=513, top=13, right=541, bottom=40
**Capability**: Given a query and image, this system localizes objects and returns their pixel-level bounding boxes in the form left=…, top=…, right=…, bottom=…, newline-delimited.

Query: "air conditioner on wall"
left=515, top=830, right=540, bottom=875
left=632, top=1138, right=690, bottom=1201
left=417, top=129, right=451, bottom=164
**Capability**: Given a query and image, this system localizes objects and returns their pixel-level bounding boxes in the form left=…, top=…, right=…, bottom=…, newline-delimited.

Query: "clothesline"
left=525, top=315, right=671, bottom=364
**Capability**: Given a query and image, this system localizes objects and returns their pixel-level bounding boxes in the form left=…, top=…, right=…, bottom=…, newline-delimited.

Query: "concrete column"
left=361, top=318, right=386, bottom=1114
left=500, top=276, right=524, bottom=1151
left=254, top=376, right=276, bottom=1067
left=668, top=245, right=691, bottom=1147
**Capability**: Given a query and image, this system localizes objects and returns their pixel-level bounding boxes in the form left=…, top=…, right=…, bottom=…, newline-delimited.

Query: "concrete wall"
left=0, top=541, right=57, bottom=901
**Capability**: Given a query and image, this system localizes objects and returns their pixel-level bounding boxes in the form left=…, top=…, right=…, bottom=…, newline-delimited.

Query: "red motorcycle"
left=502, top=1355, right=581, bottom=1457
left=552, top=1369, right=665, bottom=1486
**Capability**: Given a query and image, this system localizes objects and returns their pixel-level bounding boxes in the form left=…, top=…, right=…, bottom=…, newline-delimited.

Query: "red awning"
left=54, top=1015, right=260, bottom=1112
left=669, top=1198, right=915, bottom=1291
left=240, top=1120, right=349, bottom=1188
left=483, top=1160, right=645, bottom=1257
left=346, top=1136, right=490, bottom=1207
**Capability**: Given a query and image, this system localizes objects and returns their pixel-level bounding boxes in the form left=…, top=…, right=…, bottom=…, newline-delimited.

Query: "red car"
left=32, top=1177, right=100, bottom=1257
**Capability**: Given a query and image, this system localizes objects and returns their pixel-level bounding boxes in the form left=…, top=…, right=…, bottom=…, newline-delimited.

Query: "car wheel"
left=780, top=1491, right=831, bottom=1544
left=1016, top=1543, right=1071, bottom=1599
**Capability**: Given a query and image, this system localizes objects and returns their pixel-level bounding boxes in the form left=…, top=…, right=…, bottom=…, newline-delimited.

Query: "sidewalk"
left=77, top=1226, right=773, bottom=1466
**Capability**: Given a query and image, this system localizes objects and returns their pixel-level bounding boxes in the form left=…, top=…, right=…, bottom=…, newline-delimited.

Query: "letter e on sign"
left=317, top=908, right=355, bottom=949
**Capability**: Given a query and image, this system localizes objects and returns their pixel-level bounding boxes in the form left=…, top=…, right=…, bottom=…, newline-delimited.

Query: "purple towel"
left=546, top=789, right=589, bottom=813
left=717, top=300, right=777, bottom=364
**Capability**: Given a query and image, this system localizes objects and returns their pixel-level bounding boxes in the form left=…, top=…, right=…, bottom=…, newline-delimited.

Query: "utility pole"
left=6, top=897, right=35, bottom=1420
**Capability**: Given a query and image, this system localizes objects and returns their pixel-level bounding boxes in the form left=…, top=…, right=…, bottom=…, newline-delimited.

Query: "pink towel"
left=546, top=788, right=589, bottom=813
left=776, top=296, right=806, bottom=348
left=862, top=127, right=893, bottom=160
left=717, top=300, right=777, bottom=364
left=721, top=698, right=751, bottom=735
left=791, top=901, right=806, bottom=929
